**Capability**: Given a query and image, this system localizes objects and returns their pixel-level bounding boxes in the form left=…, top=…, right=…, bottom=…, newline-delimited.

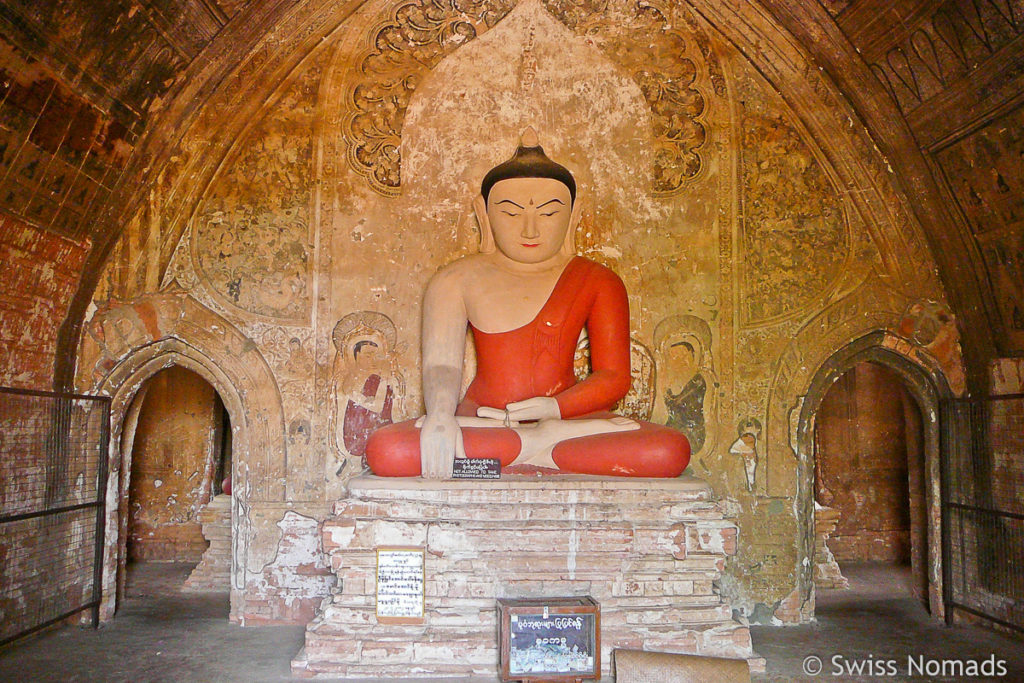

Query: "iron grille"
left=0, top=387, right=110, bottom=646
left=942, top=392, right=1024, bottom=632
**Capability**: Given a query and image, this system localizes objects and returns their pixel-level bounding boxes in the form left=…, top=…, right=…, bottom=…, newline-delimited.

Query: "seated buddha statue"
left=366, top=129, right=690, bottom=479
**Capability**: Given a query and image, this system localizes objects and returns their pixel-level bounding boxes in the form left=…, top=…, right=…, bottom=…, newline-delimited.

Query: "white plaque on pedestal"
left=375, top=546, right=425, bottom=623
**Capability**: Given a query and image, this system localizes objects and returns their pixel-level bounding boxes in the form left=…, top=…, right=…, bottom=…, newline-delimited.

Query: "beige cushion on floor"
left=613, top=648, right=751, bottom=683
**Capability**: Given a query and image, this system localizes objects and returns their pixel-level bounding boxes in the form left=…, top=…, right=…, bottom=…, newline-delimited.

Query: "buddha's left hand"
left=477, top=396, right=561, bottom=422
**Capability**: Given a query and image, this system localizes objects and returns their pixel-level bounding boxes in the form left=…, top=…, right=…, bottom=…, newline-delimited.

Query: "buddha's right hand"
left=419, top=413, right=465, bottom=479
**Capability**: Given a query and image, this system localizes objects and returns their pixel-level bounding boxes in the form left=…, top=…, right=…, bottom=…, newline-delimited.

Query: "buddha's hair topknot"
left=481, top=128, right=577, bottom=204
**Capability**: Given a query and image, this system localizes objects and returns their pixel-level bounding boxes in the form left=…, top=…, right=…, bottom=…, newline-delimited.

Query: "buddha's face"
left=486, top=177, right=573, bottom=264
left=663, top=336, right=699, bottom=386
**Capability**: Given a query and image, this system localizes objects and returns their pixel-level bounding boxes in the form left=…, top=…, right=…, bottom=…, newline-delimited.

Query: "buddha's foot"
left=512, top=415, right=640, bottom=470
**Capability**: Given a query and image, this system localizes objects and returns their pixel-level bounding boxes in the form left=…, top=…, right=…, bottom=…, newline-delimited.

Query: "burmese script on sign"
left=509, top=613, right=595, bottom=675
left=452, top=457, right=501, bottom=479
left=376, top=548, right=425, bottom=620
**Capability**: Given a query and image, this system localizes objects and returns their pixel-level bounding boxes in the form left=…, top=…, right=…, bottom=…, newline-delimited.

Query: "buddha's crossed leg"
left=366, top=412, right=690, bottom=477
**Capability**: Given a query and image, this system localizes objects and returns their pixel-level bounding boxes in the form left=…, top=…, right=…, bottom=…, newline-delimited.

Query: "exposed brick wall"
left=128, top=366, right=225, bottom=562
left=946, top=359, right=1024, bottom=628
left=815, top=362, right=924, bottom=563
left=0, top=31, right=137, bottom=391
left=0, top=214, right=87, bottom=389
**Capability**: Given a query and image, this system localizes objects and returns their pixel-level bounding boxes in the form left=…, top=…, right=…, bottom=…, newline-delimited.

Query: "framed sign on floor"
left=497, top=596, right=600, bottom=682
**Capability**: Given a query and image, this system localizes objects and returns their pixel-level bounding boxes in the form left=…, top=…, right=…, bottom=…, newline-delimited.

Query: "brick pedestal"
left=293, top=474, right=760, bottom=678
left=182, top=494, right=231, bottom=591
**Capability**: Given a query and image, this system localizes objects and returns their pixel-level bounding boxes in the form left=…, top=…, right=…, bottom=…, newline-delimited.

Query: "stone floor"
left=751, top=563, right=1024, bottom=682
left=0, top=561, right=1021, bottom=682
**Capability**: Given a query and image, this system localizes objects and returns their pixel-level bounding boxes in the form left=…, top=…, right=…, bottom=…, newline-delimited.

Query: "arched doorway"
left=813, top=361, right=927, bottom=605
left=122, top=366, right=232, bottom=600
left=79, top=293, right=289, bottom=622
left=796, top=332, right=954, bottom=621
left=99, top=343, right=251, bottom=620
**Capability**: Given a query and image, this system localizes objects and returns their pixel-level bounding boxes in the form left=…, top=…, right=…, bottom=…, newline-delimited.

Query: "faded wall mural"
left=80, top=0, right=964, bottom=625
left=329, top=311, right=405, bottom=472
left=653, top=314, right=717, bottom=459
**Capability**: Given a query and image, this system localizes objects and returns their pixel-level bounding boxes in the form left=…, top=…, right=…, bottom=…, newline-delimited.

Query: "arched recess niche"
left=79, top=293, right=286, bottom=621
left=795, top=330, right=955, bottom=621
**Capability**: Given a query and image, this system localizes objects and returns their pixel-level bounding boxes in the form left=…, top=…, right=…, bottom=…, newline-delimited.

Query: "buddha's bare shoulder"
left=429, top=254, right=495, bottom=287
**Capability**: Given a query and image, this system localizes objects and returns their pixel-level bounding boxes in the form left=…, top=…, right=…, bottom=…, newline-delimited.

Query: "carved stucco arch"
left=763, top=281, right=910, bottom=499
left=85, top=293, right=287, bottom=501
left=82, top=293, right=286, bottom=620
left=340, top=0, right=717, bottom=196
left=792, top=330, right=954, bottom=622
left=689, top=1, right=939, bottom=295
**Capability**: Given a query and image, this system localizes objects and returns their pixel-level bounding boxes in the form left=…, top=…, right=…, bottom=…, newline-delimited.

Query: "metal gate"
left=941, top=392, right=1024, bottom=632
left=0, top=387, right=110, bottom=646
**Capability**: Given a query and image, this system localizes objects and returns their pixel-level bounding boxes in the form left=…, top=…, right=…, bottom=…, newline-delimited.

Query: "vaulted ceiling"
left=0, top=0, right=1021, bottom=392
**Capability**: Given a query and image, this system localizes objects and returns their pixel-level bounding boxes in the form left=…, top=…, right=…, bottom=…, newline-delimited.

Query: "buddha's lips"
left=521, top=243, right=540, bottom=247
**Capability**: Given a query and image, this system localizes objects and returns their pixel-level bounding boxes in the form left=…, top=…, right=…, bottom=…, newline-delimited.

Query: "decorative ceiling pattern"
left=856, top=0, right=1022, bottom=116
left=0, top=0, right=251, bottom=125
left=0, top=0, right=254, bottom=242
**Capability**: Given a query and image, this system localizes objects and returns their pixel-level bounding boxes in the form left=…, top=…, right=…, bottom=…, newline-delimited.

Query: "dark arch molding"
left=799, top=330, right=954, bottom=424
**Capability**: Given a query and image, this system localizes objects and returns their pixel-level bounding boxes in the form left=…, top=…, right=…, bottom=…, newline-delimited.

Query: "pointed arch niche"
left=78, top=293, right=286, bottom=621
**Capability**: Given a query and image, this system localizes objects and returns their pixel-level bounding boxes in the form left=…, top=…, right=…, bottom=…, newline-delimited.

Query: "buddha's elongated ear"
left=562, top=189, right=584, bottom=256
left=473, top=194, right=495, bottom=254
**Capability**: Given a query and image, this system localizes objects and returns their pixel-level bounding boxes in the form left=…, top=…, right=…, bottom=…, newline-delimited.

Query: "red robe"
left=343, top=374, right=394, bottom=458
left=366, top=257, right=690, bottom=477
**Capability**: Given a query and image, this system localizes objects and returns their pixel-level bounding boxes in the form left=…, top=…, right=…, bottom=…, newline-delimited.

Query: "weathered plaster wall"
left=128, top=365, right=223, bottom=562
left=76, top=0, right=970, bottom=625
left=0, top=214, right=87, bottom=388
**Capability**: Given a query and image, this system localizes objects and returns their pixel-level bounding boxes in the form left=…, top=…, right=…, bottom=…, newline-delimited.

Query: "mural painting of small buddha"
left=330, top=312, right=405, bottom=467
left=654, top=314, right=716, bottom=456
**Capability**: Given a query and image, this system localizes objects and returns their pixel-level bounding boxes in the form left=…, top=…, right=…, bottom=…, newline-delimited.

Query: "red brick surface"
left=0, top=214, right=87, bottom=389
left=815, top=362, right=921, bottom=563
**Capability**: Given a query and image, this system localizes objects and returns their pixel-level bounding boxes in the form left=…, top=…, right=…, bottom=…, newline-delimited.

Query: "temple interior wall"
left=814, top=361, right=924, bottom=564
left=66, top=0, right=974, bottom=625
left=0, top=0, right=1021, bottom=660
left=127, top=366, right=224, bottom=563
